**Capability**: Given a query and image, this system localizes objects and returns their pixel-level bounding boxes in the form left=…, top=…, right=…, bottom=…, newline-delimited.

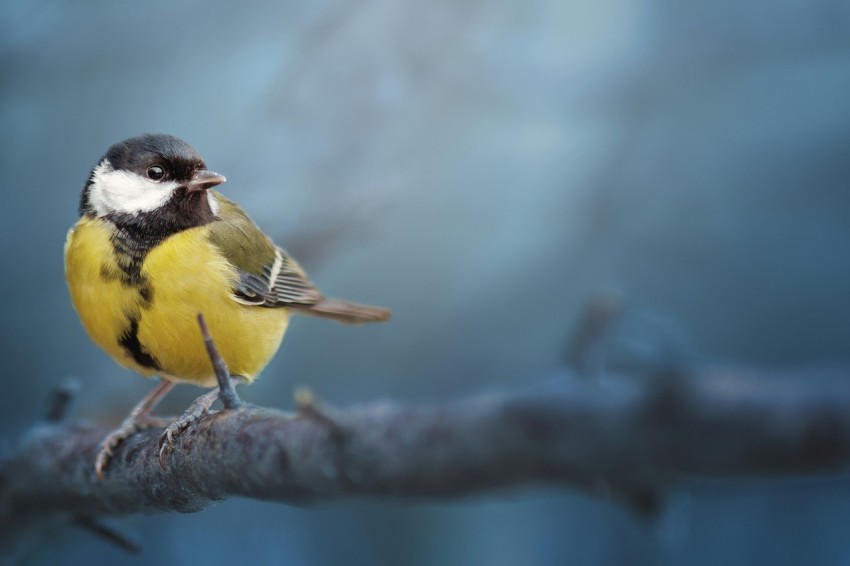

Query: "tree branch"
left=3, top=365, right=850, bottom=547
left=5, top=299, right=850, bottom=557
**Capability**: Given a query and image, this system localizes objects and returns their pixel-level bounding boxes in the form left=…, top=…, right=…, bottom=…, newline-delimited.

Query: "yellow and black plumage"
left=65, top=134, right=390, bottom=476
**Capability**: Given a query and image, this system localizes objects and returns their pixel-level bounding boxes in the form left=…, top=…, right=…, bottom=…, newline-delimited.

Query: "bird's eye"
left=146, top=165, right=165, bottom=181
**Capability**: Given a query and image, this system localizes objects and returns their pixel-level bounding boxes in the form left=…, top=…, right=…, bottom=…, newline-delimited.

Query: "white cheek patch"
left=88, top=159, right=179, bottom=217
left=207, top=191, right=221, bottom=216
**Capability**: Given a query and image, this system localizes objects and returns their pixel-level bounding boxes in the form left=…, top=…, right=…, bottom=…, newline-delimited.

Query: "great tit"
left=65, top=134, right=390, bottom=478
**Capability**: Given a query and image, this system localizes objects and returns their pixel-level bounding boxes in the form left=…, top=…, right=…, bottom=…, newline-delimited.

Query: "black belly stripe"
left=101, top=215, right=196, bottom=372
left=138, top=283, right=154, bottom=307
left=119, top=317, right=161, bottom=370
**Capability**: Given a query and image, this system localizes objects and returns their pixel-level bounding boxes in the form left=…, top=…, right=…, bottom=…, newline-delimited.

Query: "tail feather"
left=291, top=298, right=391, bottom=325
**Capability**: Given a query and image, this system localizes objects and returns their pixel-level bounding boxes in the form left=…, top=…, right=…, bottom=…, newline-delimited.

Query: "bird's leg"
left=159, top=314, right=246, bottom=466
left=158, top=376, right=244, bottom=466
left=95, top=379, right=176, bottom=479
left=198, top=313, right=243, bottom=410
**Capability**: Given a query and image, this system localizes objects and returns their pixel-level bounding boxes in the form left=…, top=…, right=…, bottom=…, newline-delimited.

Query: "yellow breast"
left=64, top=217, right=289, bottom=387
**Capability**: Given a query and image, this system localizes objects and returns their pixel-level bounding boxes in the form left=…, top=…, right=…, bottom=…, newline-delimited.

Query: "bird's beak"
left=187, top=170, right=227, bottom=192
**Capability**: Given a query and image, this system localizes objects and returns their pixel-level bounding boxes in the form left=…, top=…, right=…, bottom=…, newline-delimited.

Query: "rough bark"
left=3, top=365, right=850, bottom=548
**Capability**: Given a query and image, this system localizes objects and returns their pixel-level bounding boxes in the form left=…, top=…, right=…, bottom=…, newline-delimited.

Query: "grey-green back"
left=206, top=192, right=323, bottom=307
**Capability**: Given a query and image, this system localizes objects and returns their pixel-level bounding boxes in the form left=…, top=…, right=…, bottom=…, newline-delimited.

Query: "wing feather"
left=206, top=191, right=388, bottom=324
left=206, top=192, right=324, bottom=308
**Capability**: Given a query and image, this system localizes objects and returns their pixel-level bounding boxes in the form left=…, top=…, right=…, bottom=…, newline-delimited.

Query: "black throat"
left=102, top=189, right=216, bottom=284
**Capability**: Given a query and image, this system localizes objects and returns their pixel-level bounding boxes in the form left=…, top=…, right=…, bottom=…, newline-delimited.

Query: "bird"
left=65, top=133, right=391, bottom=478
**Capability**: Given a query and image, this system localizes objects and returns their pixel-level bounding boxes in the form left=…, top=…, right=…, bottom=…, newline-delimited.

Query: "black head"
left=80, top=134, right=226, bottom=243
left=105, top=134, right=206, bottom=185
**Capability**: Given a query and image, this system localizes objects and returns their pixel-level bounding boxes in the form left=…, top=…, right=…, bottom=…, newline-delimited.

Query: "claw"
left=95, top=446, right=113, bottom=481
left=158, top=424, right=181, bottom=467
left=158, top=436, right=172, bottom=468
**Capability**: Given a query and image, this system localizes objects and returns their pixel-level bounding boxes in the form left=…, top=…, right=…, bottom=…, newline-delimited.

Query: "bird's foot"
left=158, top=388, right=220, bottom=466
left=95, top=380, right=176, bottom=480
left=96, top=414, right=172, bottom=480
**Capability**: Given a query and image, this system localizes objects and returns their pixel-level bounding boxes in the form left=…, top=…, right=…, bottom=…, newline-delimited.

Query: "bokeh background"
left=3, top=0, right=850, bottom=564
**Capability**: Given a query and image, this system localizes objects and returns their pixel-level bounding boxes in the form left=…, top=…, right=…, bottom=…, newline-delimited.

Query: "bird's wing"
left=206, top=192, right=323, bottom=308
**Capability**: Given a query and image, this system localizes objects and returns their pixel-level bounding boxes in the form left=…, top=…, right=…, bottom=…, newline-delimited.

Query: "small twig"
left=295, top=387, right=348, bottom=441
left=197, top=313, right=243, bottom=410
left=566, top=292, right=625, bottom=374
left=45, top=378, right=80, bottom=423
left=73, top=517, right=140, bottom=555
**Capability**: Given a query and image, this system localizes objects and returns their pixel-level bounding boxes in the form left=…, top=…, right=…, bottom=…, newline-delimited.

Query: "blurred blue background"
left=3, top=0, right=850, bottom=564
